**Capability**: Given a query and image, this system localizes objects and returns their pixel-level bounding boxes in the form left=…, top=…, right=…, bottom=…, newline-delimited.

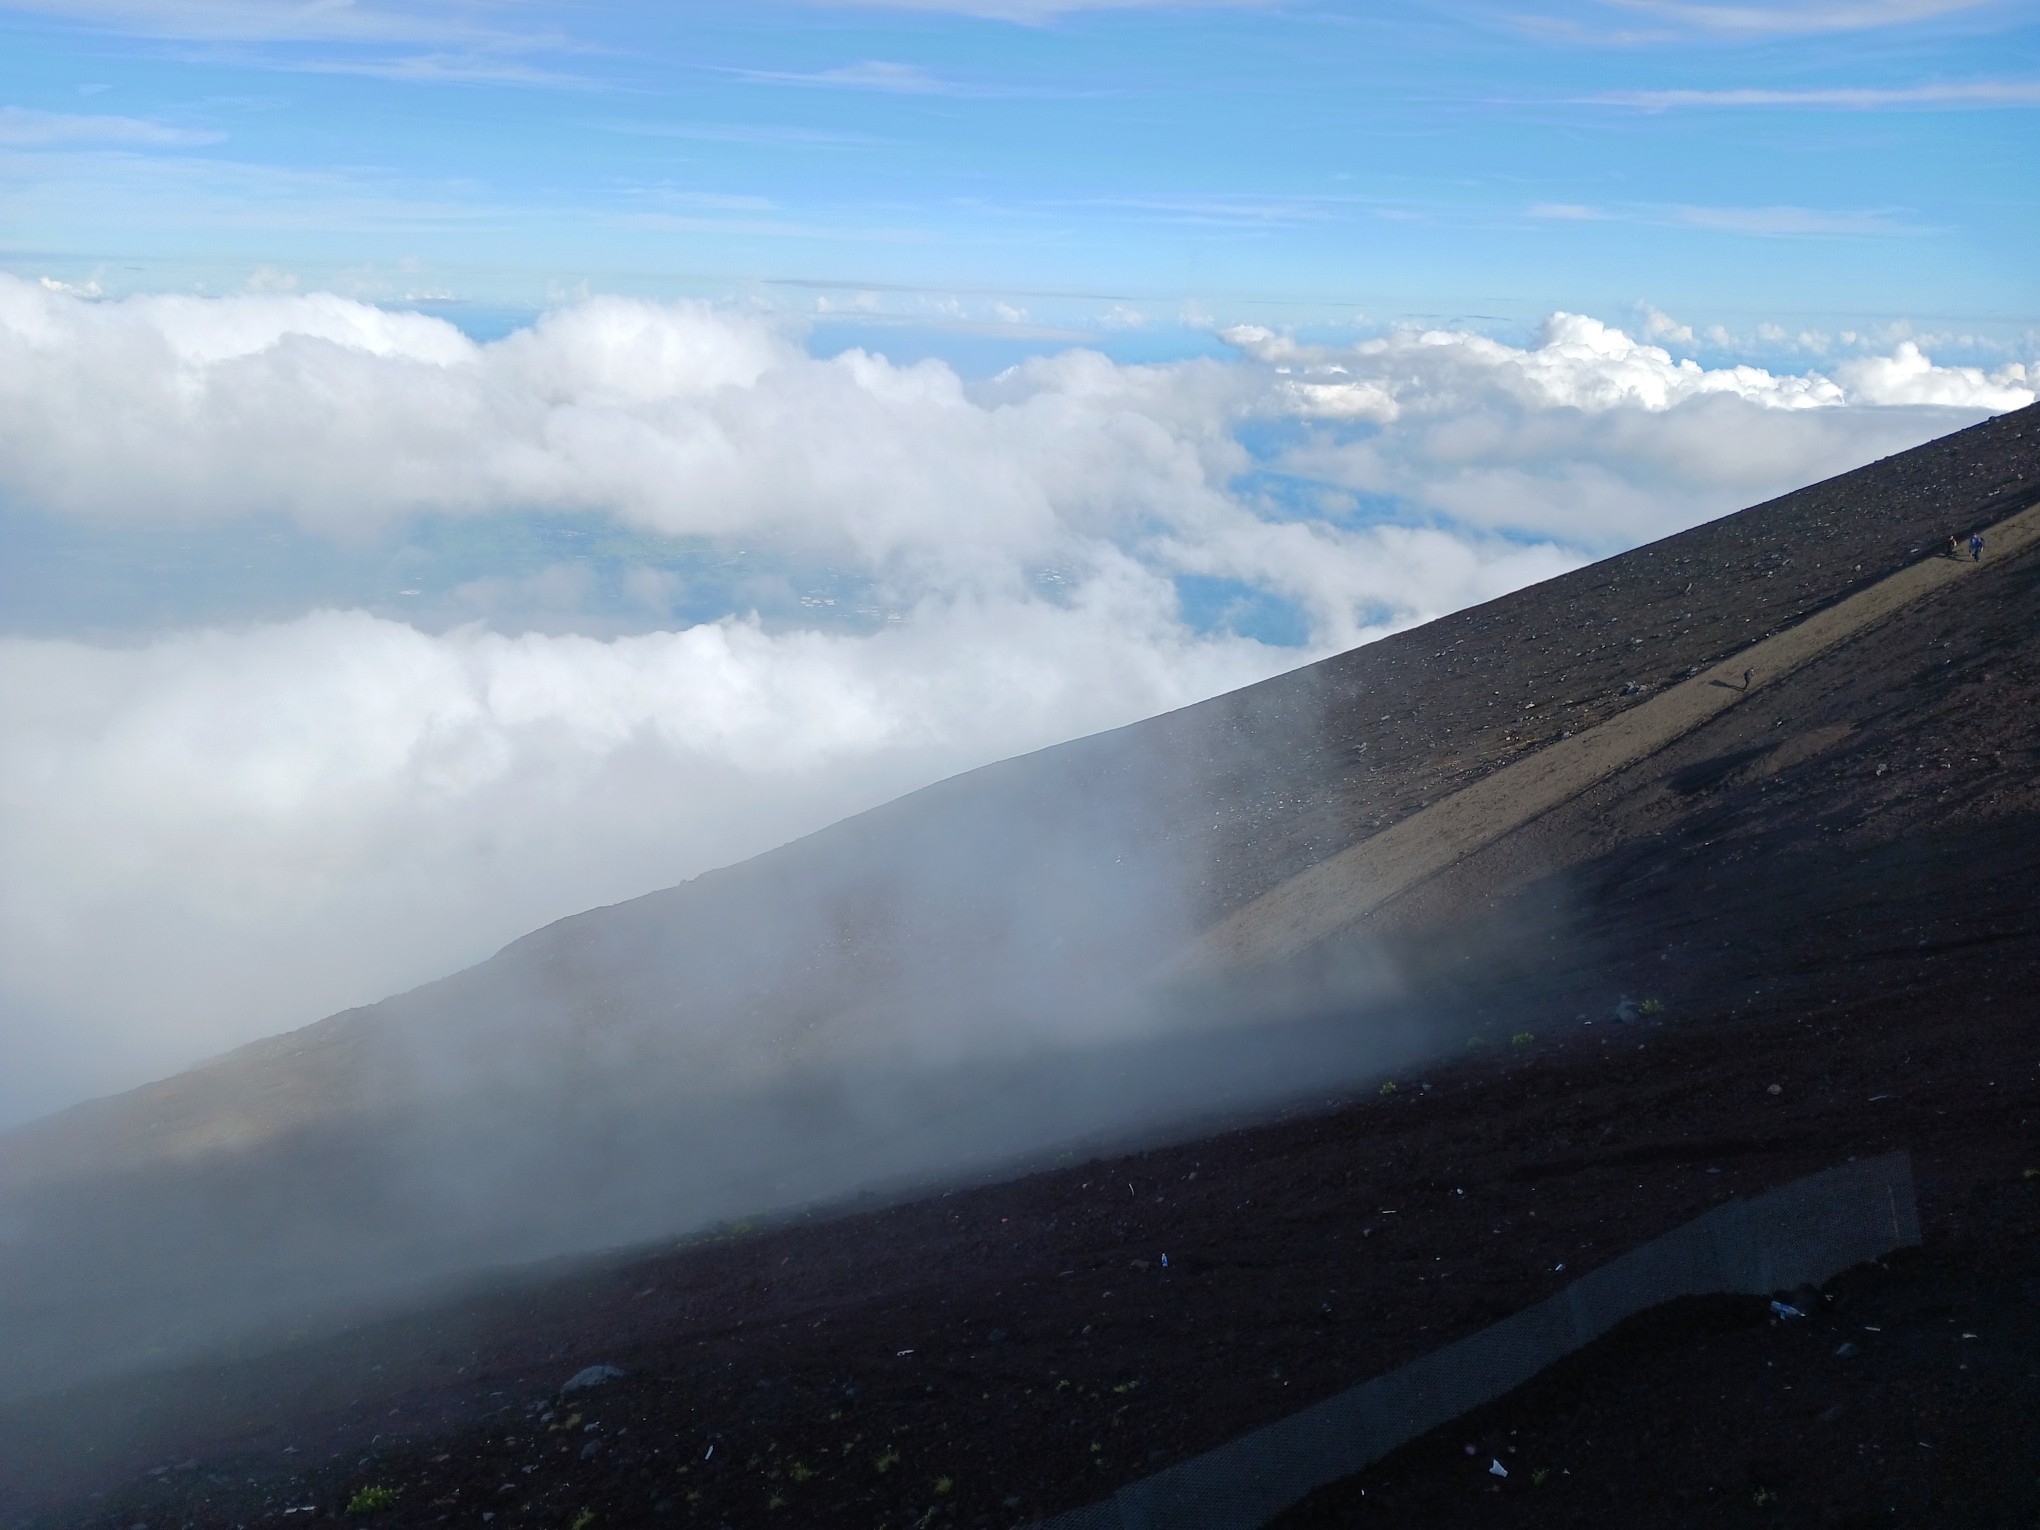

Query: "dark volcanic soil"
left=15, top=809, right=2040, bottom=1530
left=1275, top=1236, right=2040, bottom=1529
left=7, top=407, right=2040, bottom=1530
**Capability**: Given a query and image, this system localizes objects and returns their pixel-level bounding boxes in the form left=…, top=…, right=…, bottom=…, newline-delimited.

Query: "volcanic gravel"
left=20, top=845, right=2040, bottom=1530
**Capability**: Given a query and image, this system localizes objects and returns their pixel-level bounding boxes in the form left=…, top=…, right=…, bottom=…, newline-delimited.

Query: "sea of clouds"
left=0, top=273, right=2030, bottom=1124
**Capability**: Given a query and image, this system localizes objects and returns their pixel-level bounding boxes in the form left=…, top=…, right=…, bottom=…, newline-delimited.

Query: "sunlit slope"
left=1176, top=493, right=2040, bottom=978
left=0, top=404, right=2034, bottom=1402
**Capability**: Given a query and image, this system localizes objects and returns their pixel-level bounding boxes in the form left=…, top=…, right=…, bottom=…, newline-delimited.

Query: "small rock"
left=561, top=1364, right=626, bottom=1395
left=1767, top=1083, right=1783, bottom=1096
left=580, top=1439, right=602, bottom=1461
left=1835, top=1341, right=1859, bottom=1358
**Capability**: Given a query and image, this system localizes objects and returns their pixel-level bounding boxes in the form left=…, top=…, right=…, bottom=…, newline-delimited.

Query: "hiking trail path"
left=1173, top=499, right=2040, bottom=977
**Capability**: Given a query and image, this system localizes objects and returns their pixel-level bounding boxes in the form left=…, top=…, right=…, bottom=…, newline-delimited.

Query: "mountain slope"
left=0, top=403, right=2035, bottom=1412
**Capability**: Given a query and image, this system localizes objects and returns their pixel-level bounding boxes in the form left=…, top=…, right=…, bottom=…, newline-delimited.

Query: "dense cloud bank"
left=0, top=277, right=2027, bottom=1123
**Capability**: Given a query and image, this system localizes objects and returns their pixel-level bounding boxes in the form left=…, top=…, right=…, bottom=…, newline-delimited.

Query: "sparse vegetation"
left=345, top=1485, right=399, bottom=1515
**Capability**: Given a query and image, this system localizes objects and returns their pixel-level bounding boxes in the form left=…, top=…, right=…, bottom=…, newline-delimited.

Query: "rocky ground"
left=17, top=813, right=2040, bottom=1529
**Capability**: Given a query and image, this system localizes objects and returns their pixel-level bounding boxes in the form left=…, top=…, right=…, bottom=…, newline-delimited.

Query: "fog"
left=0, top=281, right=2027, bottom=1419
left=0, top=658, right=1452, bottom=1408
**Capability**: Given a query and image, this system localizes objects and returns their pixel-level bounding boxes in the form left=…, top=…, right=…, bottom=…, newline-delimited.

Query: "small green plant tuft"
left=1512, top=1031, right=1535, bottom=1046
left=570, top=1510, right=596, bottom=1530
left=934, top=1476, right=955, bottom=1495
left=1379, top=1081, right=1399, bottom=1096
left=346, top=1485, right=399, bottom=1516
left=1531, top=1468, right=1550, bottom=1487
left=1640, top=998, right=1664, bottom=1015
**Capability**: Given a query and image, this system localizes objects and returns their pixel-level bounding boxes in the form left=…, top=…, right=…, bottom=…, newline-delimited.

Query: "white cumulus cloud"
left=0, top=280, right=2027, bottom=1124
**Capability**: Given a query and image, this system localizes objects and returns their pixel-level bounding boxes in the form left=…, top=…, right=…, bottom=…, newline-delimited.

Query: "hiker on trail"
left=1969, top=532, right=1985, bottom=562
left=1742, top=668, right=1753, bottom=691
left=1949, top=535, right=1961, bottom=559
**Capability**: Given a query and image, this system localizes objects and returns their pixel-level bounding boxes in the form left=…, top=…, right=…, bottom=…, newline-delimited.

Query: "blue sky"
left=2, top=0, right=2038, bottom=1124
left=2, top=0, right=2035, bottom=344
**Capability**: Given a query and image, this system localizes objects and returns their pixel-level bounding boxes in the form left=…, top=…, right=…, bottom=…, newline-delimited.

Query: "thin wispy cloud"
left=1517, top=0, right=2008, bottom=44
left=596, top=121, right=888, bottom=148
left=1670, top=204, right=1918, bottom=237
left=799, top=0, right=1284, bottom=19
left=612, top=208, right=932, bottom=244
left=0, top=0, right=553, bottom=48
left=0, top=104, right=224, bottom=146
left=1600, top=0, right=2001, bottom=36
left=5, top=1, right=586, bottom=90
left=1526, top=201, right=1610, bottom=221
left=223, top=49, right=595, bottom=87
left=1529, top=200, right=1920, bottom=237
left=1589, top=79, right=2040, bottom=108
left=727, top=59, right=1026, bottom=97
left=1078, top=192, right=1385, bottom=228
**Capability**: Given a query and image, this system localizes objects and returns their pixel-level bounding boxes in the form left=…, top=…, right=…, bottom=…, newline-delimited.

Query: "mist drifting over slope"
left=0, top=276, right=2032, bottom=1126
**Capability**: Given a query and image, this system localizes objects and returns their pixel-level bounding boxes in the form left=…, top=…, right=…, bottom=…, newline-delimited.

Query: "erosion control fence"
left=1032, top=1151, right=1919, bottom=1530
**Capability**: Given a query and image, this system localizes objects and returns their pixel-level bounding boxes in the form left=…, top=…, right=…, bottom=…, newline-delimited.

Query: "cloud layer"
left=0, top=280, right=2028, bottom=1124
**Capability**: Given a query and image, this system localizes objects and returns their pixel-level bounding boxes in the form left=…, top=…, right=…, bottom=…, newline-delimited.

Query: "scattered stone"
left=561, top=1364, right=626, bottom=1395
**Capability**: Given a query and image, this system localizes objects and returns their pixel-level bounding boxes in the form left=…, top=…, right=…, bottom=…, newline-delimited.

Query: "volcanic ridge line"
left=1171, top=498, right=2040, bottom=978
